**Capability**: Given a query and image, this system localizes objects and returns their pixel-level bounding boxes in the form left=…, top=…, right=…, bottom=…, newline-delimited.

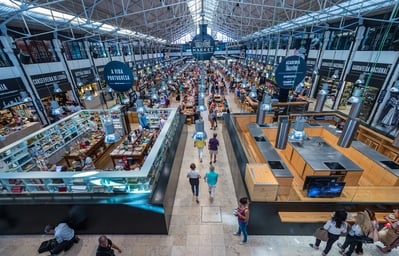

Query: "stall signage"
left=104, top=61, right=134, bottom=92
left=318, top=59, right=345, bottom=77
left=274, top=56, right=307, bottom=89
left=191, top=24, right=215, bottom=61
left=350, top=62, right=390, bottom=75
left=96, top=65, right=105, bottom=79
left=31, top=72, right=67, bottom=86
left=31, top=71, right=71, bottom=98
left=0, top=77, right=25, bottom=108
left=345, top=62, right=391, bottom=86
left=71, top=67, right=95, bottom=86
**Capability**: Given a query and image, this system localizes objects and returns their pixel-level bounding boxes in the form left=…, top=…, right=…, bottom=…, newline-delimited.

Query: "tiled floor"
left=0, top=92, right=393, bottom=255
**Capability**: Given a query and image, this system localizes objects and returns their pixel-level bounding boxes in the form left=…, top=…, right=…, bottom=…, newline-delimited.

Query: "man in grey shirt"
left=44, top=222, right=79, bottom=255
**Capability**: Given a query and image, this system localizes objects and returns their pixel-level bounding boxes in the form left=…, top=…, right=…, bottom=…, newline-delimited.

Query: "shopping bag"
left=314, top=227, right=329, bottom=241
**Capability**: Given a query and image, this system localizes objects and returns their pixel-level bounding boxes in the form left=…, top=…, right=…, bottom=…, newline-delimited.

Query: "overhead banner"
left=191, top=24, right=215, bottom=61
left=345, top=62, right=391, bottom=86
left=274, top=56, right=306, bottom=90
left=104, top=61, right=134, bottom=92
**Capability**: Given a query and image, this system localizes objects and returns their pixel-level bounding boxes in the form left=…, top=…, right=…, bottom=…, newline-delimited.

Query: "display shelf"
left=0, top=141, right=35, bottom=172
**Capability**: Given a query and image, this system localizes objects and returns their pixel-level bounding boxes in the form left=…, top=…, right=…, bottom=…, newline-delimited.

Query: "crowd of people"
left=309, top=208, right=399, bottom=255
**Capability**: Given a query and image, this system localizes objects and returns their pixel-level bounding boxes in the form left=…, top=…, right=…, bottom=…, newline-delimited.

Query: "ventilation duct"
left=275, top=116, right=291, bottom=149
left=314, top=83, right=329, bottom=112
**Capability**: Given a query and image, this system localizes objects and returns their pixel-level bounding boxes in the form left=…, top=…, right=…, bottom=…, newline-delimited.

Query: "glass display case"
left=0, top=108, right=180, bottom=197
left=0, top=106, right=126, bottom=172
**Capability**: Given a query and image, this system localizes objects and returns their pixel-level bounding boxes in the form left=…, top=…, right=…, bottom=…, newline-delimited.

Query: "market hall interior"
left=0, top=90, right=393, bottom=256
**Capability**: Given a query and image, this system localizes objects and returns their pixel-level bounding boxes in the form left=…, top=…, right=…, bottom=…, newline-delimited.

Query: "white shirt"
left=324, top=220, right=348, bottom=235
left=54, top=223, right=74, bottom=243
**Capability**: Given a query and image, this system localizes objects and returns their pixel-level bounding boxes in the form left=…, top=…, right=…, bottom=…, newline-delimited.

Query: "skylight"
left=0, top=0, right=166, bottom=43
left=244, top=0, right=396, bottom=39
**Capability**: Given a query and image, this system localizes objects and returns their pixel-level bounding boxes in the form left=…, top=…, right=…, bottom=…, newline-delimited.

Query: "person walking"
left=187, top=163, right=201, bottom=203
left=96, top=235, right=122, bottom=256
left=194, top=133, right=206, bottom=163
left=337, top=211, right=372, bottom=256
left=204, top=165, right=219, bottom=202
left=309, top=210, right=348, bottom=256
left=208, top=133, right=219, bottom=165
left=233, top=197, right=250, bottom=244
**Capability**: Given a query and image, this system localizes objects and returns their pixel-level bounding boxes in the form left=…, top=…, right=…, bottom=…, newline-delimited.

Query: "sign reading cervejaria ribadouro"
left=191, top=24, right=215, bottom=61
left=104, top=61, right=134, bottom=92
left=275, top=56, right=306, bottom=90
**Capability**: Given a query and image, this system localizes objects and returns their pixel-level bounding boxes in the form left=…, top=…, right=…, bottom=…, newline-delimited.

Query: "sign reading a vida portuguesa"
left=191, top=24, right=215, bottom=61
left=104, top=61, right=134, bottom=92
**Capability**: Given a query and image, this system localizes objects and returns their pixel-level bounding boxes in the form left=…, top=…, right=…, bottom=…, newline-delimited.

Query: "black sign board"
left=0, top=77, right=25, bottom=108
left=318, top=59, right=345, bottom=77
left=96, top=65, right=105, bottom=80
left=345, top=62, right=391, bottom=87
left=71, top=67, right=95, bottom=87
left=31, top=71, right=71, bottom=98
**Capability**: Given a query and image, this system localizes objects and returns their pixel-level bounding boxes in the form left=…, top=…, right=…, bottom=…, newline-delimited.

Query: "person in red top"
left=233, top=197, right=250, bottom=244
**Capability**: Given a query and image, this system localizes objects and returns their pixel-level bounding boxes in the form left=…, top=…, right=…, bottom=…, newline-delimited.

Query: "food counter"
left=245, top=163, right=279, bottom=201
left=287, top=136, right=363, bottom=185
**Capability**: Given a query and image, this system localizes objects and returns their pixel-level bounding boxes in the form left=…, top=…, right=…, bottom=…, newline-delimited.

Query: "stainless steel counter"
left=320, top=123, right=399, bottom=176
left=289, top=136, right=362, bottom=172
left=247, top=124, right=293, bottom=178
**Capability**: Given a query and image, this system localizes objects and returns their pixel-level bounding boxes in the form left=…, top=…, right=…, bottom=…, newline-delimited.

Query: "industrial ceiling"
left=0, top=0, right=397, bottom=44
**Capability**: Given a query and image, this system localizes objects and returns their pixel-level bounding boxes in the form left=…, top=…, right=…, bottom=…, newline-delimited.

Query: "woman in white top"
left=310, top=210, right=348, bottom=256
left=187, top=163, right=201, bottom=203
left=338, top=211, right=372, bottom=256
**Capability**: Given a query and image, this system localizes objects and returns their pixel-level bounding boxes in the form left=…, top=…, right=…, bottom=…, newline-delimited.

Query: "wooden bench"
left=278, top=211, right=393, bottom=223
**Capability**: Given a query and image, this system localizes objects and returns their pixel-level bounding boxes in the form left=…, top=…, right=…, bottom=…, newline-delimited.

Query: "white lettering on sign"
left=110, top=69, right=124, bottom=75
left=351, top=64, right=389, bottom=75
left=106, top=75, right=130, bottom=81
left=321, top=61, right=344, bottom=69
left=0, top=83, right=9, bottom=91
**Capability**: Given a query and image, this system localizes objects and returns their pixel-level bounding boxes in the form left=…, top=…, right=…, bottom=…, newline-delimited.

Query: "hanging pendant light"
left=53, top=83, right=62, bottom=94
left=314, top=83, right=329, bottom=112
left=19, top=91, right=32, bottom=102
left=136, top=99, right=145, bottom=113
left=150, top=87, right=159, bottom=100
left=355, top=73, right=366, bottom=85
left=161, top=81, right=167, bottom=91
left=331, top=69, right=340, bottom=80
left=84, top=90, right=93, bottom=101
left=51, top=100, right=64, bottom=115
left=104, top=116, right=121, bottom=144
left=197, top=95, right=207, bottom=112
left=288, top=116, right=307, bottom=142
left=249, top=85, right=257, bottom=99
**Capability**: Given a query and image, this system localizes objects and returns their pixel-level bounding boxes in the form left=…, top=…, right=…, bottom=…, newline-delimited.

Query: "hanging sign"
left=274, top=56, right=306, bottom=90
left=104, top=61, right=134, bottom=92
left=191, top=24, right=215, bottom=61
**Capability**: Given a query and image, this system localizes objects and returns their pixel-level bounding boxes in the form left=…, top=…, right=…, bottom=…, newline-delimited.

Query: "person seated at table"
left=377, top=209, right=399, bottom=253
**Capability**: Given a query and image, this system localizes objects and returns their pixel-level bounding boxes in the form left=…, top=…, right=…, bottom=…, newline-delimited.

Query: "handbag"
left=38, top=238, right=57, bottom=253
left=368, top=228, right=379, bottom=243
left=314, top=227, right=329, bottom=242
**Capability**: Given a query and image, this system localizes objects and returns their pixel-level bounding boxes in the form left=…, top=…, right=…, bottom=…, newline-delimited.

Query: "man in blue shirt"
left=204, top=165, right=219, bottom=202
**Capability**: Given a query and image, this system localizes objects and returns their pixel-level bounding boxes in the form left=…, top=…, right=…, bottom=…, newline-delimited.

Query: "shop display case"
left=0, top=141, right=36, bottom=172
left=0, top=105, right=126, bottom=172
left=0, top=108, right=180, bottom=196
